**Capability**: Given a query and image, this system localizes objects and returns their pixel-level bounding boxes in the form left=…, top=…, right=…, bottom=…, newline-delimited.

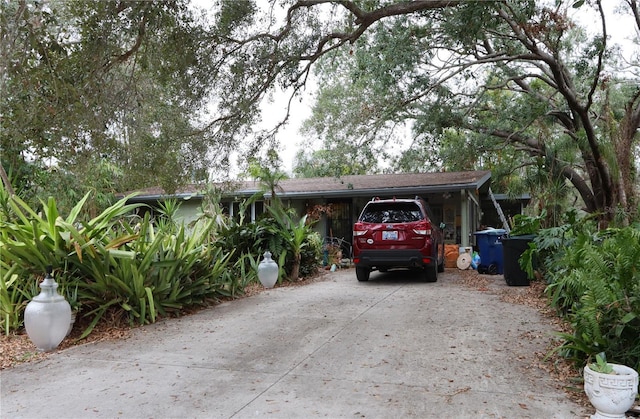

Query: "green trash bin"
left=502, top=235, right=535, bottom=286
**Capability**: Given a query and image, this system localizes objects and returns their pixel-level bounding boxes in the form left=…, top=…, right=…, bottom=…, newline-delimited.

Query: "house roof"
left=125, top=170, right=492, bottom=202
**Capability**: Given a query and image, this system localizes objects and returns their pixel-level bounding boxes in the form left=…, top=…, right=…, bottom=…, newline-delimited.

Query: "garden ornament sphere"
left=257, top=251, right=278, bottom=288
left=24, top=267, right=72, bottom=352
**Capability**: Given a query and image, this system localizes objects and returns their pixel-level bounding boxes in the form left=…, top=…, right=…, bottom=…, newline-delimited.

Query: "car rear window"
left=360, top=202, right=424, bottom=223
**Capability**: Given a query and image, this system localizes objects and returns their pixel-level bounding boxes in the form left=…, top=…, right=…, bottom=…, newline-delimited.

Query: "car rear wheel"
left=425, top=264, right=438, bottom=282
left=356, top=267, right=370, bottom=282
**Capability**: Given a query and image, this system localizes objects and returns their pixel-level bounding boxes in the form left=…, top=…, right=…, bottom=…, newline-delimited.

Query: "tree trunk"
left=616, top=94, right=640, bottom=224
left=290, top=253, right=301, bottom=282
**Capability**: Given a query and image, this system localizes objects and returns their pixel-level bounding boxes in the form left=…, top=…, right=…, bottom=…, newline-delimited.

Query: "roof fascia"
left=256, top=183, right=488, bottom=200
left=125, top=172, right=493, bottom=202
left=487, top=193, right=532, bottom=201
left=475, top=171, right=492, bottom=189
left=126, top=193, right=203, bottom=203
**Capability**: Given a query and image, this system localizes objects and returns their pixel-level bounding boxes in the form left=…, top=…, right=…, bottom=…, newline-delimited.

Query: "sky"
left=258, top=84, right=313, bottom=175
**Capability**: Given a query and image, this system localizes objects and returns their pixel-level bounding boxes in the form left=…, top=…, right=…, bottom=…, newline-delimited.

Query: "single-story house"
left=124, top=170, right=530, bottom=252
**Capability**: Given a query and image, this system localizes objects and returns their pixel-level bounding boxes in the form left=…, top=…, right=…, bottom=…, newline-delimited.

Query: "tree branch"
left=103, top=11, right=147, bottom=72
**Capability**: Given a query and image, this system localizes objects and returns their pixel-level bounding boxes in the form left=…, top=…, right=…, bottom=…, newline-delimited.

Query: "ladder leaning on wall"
left=489, top=187, right=511, bottom=234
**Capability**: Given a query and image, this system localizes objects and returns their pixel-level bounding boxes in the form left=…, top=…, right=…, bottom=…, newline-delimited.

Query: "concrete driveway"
left=1, top=268, right=588, bottom=418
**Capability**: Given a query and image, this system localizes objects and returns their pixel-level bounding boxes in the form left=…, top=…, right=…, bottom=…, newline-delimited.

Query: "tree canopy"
left=1, top=0, right=638, bottom=224
left=290, top=1, right=640, bottom=223
left=1, top=0, right=214, bottom=205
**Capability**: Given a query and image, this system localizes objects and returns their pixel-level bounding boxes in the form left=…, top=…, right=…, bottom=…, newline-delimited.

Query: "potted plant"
left=583, top=353, right=639, bottom=419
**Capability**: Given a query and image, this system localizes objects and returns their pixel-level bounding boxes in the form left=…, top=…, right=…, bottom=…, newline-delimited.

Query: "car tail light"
left=353, top=223, right=367, bottom=237
left=413, top=221, right=432, bottom=236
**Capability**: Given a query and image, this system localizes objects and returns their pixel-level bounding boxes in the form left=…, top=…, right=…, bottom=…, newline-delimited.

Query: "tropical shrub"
left=0, top=192, right=234, bottom=337
left=68, top=214, right=234, bottom=337
left=215, top=217, right=285, bottom=282
left=2, top=181, right=322, bottom=338
left=519, top=209, right=597, bottom=284
left=0, top=191, right=142, bottom=334
left=540, top=221, right=640, bottom=371
left=0, top=260, right=35, bottom=334
left=212, top=197, right=321, bottom=284
left=1, top=192, right=141, bottom=274
left=509, top=211, right=544, bottom=236
left=300, top=231, right=323, bottom=278
left=264, top=205, right=316, bottom=281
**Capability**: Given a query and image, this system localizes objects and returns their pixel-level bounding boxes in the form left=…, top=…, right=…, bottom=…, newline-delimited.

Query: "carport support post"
left=460, top=189, right=470, bottom=248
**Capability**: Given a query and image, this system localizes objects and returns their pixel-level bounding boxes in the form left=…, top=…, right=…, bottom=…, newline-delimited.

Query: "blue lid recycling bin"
left=474, top=229, right=506, bottom=274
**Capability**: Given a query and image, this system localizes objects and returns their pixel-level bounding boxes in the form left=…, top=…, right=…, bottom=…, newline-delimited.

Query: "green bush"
left=299, top=231, right=323, bottom=278
left=68, top=214, right=233, bottom=338
left=214, top=217, right=286, bottom=284
left=213, top=204, right=321, bottom=284
left=0, top=191, right=142, bottom=334
left=1, top=185, right=322, bottom=338
left=0, top=260, right=35, bottom=334
left=0, top=192, right=234, bottom=337
left=539, top=220, right=640, bottom=371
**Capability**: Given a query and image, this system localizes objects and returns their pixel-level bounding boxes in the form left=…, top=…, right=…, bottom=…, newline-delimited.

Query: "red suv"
left=352, top=197, right=445, bottom=282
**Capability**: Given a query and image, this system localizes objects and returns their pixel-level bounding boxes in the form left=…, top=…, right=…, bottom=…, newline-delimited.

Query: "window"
left=360, top=203, right=424, bottom=223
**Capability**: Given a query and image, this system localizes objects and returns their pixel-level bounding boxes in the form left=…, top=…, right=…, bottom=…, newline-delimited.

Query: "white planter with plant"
left=583, top=354, right=639, bottom=419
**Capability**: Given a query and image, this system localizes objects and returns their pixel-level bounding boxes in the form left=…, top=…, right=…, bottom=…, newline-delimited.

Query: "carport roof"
left=125, top=170, right=492, bottom=202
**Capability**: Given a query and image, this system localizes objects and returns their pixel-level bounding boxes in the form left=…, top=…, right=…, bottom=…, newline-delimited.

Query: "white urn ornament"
left=583, top=356, right=638, bottom=419
left=257, top=251, right=278, bottom=288
left=24, top=266, right=72, bottom=352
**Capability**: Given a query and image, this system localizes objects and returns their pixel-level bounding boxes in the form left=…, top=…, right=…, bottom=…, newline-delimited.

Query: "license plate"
left=382, top=230, right=398, bottom=240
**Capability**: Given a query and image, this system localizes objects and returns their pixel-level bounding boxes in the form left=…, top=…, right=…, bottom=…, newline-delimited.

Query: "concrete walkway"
left=1, top=269, right=588, bottom=418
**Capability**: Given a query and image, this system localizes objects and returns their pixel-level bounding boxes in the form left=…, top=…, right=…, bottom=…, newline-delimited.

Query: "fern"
left=547, top=224, right=640, bottom=371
